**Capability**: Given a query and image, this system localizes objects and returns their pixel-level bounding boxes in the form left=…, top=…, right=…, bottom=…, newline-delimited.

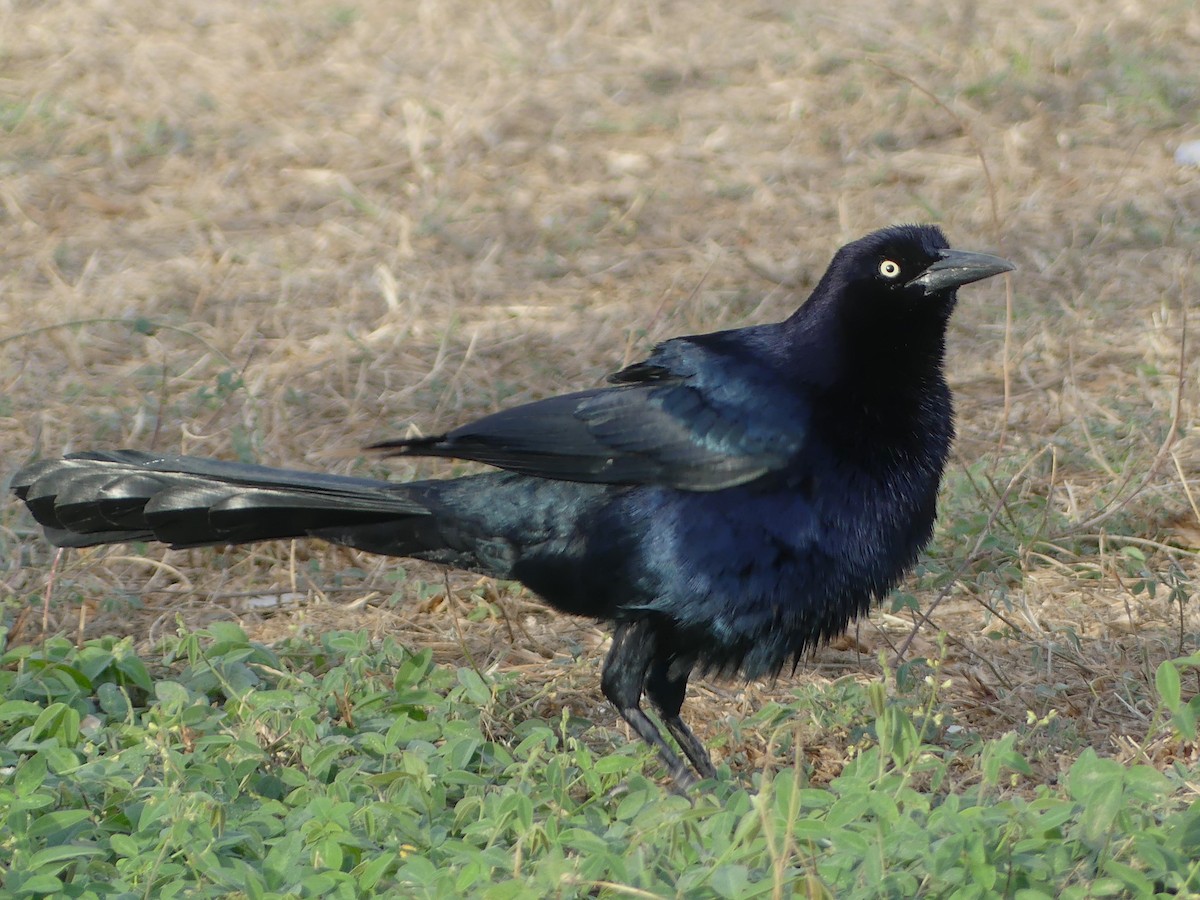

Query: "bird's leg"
left=601, top=620, right=694, bottom=786
left=645, top=655, right=716, bottom=780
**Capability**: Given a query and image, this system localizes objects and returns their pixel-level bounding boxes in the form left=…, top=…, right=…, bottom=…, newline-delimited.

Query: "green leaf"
left=1066, top=749, right=1123, bottom=801
left=1123, top=764, right=1170, bottom=801
left=13, top=753, right=47, bottom=797
left=1089, top=876, right=1127, bottom=895
left=8, top=874, right=64, bottom=896
left=74, top=646, right=116, bottom=684
left=456, top=667, right=493, bottom=706
left=497, top=790, right=534, bottom=834
left=96, top=682, right=131, bottom=719
left=313, top=836, right=343, bottom=871
left=27, top=808, right=92, bottom=839
left=6, top=793, right=55, bottom=815
left=1083, top=786, right=1125, bottom=843
left=35, top=661, right=92, bottom=690
left=26, top=843, right=104, bottom=872
left=204, top=621, right=250, bottom=647
left=116, top=653, right=154, bottom=691
left=396, top=855, right=439, bottom=887
left=0, top=699, right=44, bottom=722
left=31, top=703, right=81, bottom=746
left=264, top=831, right=304, bottom=884
left=43, top=747, right=81, bottom=773
left=354, top=852, right=394, bottom=892
left=1176, top=697, right=1200, bottom=741
left=109, top=833, right=140, bottom=857
left=710, top=864, right=752, bottom=899
left=592, top=754, right=638, bottom=776
left=1156, top=660, right=1182, bottom=710
left=1102, top=858, right=1155, bottom=895
left=154, top=680, right=191, bottom=711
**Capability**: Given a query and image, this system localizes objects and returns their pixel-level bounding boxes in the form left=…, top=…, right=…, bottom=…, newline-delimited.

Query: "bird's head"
left=824, top=224, right=1014, bottom=325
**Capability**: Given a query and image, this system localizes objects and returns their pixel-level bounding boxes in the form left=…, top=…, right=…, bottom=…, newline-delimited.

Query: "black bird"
left=12, top=225, right=1012, bottom=784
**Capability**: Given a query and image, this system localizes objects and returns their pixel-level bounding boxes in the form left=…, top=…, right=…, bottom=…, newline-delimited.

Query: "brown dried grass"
left=2, top=0, right=1199, bottom=783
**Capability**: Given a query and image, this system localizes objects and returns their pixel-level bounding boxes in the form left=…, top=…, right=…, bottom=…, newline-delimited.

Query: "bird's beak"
left=907, top=249, right=1015, bottom=295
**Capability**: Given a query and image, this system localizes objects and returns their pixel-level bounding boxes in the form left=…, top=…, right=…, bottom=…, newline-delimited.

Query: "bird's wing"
left=374, top=337, right=808, bottom=491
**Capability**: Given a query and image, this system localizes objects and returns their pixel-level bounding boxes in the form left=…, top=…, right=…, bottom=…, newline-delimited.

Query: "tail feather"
left=13, top=451, right=430, bottom=550
left=45, top=470, right=166, bottom=536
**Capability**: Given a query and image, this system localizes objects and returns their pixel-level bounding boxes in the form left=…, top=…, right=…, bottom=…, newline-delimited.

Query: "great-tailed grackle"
left=12, top=224, right=1013, bottom=785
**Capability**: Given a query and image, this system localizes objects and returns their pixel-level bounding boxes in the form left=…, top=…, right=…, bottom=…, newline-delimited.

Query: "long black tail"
left=12, top=451, right=431, bottom=550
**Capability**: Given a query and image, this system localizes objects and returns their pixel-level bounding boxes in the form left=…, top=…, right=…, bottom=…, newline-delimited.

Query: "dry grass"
left=2, top=0, right=1199, bottom=783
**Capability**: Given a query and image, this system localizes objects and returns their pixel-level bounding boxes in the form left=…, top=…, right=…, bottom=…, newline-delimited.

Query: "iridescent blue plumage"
left=13, top=224, right=1013, bottom=785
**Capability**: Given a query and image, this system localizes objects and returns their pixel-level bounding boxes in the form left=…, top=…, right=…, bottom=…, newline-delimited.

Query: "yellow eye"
left=879, top=260, right=901, bottom=279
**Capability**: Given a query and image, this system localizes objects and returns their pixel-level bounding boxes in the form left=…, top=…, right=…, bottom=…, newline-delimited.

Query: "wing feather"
left=374, top=334, right=808, bottom=491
